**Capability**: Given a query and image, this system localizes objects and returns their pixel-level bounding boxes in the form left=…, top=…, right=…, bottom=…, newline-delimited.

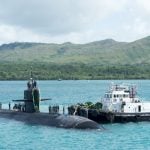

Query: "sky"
left=0, top=0, right=150, bottom=44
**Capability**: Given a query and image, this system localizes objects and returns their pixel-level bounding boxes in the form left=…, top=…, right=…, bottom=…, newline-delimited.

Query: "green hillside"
left=0, top=36, right=150, bottom=80
left=0, top=36, right=150, bottom=65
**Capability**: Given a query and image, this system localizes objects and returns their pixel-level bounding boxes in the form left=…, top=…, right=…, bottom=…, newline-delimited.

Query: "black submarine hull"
left=0, top=109, right=100, bottom=129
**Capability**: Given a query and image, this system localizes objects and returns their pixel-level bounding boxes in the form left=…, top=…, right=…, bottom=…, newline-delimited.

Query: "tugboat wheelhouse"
left=101, top=83, right=150, bottom=113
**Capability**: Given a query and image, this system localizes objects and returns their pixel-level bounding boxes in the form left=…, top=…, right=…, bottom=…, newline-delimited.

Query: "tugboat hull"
left=88, top=110, right=150, bottom=123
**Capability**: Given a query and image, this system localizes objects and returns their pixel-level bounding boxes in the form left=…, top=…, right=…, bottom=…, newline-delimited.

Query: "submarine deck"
left=0, top=109, right=100, bottom=129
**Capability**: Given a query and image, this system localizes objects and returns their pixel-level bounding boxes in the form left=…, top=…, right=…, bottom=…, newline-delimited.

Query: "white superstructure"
left=101, top=83, right=150, bottom=113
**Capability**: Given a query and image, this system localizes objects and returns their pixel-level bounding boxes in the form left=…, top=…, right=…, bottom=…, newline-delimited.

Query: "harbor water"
left=0, top=80, right=150, bottom=150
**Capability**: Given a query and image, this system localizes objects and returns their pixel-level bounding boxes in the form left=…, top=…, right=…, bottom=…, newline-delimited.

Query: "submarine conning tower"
left=24, top=78, right=40, bottom=113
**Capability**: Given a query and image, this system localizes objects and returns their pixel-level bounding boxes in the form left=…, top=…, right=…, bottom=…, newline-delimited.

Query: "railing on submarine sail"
left=0, top=102, right=68, bottom=114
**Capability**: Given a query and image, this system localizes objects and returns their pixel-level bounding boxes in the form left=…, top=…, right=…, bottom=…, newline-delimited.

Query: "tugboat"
left=98, top=83, right=150, bottom=123
left=0, top=76, right=100, bottom=129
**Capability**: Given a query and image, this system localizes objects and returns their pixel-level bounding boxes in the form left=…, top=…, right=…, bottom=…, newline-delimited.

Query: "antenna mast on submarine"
left=30, top=66, right=33, bottom=79
left=30, top=66, right=34, bottom=87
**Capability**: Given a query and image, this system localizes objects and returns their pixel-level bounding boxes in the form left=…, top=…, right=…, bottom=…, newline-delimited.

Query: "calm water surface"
left=0, top=80, right=150, bottom=150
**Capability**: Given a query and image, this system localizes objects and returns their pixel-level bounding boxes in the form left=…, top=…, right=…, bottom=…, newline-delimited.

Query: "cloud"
left=118, top=0, right=150, bottom=41
left=0, top=0, right=150, bottom=44
left=136, top=0, right=150, bottom=14
left=0, top=24, right=51, bottom=44
left=0, top=0, right=126, bottom=34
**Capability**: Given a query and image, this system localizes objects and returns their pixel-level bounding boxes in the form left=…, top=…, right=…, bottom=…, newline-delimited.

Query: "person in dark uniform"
left=49, top=105, right=51, bottom=114
left=9, top=102, right=11, bottom=110
left=0, top=102, right=2, bottom=109
left=33, top=80, right=37, bottom=88
left=63, top=106, right=65, bottom=114
left=27, top=81, right=30, bottom=89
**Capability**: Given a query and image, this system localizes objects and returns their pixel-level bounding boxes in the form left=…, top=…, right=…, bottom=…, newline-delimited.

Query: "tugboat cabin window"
left=123, top=94, right=129, bottom=98
left=105, top=94, right=112, bottom=98
left=113, top=94, right=122, bottom=98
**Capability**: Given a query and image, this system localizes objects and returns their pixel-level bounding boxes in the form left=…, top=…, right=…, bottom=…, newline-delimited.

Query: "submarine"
left=0, top=76, right=100, bottom=129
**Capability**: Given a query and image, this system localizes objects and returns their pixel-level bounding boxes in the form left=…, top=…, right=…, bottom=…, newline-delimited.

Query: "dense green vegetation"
left=0, top=62, right=150, bottom=80
left=76, top=101, right=103, bottom=109
left=0, top=36, right=150, bottom=80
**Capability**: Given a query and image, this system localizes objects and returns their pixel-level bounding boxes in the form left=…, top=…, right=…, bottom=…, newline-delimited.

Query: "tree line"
left=0, top=62, right=150, bottom=80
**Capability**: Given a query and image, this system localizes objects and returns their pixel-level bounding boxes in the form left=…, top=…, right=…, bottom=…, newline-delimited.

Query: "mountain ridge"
left=0, top=36, right=150, bottom=65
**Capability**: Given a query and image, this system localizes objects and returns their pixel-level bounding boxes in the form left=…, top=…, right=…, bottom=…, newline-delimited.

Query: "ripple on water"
left=0, top=80, right=150, bottom=149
